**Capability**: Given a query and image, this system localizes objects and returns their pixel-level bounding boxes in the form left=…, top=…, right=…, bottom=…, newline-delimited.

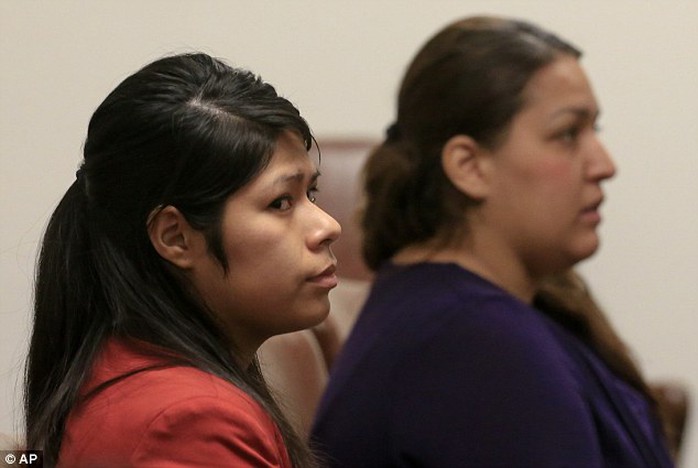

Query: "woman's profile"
left=25, top=52, right=340, bottom=467
left=311, top=16, right=673, bottom=467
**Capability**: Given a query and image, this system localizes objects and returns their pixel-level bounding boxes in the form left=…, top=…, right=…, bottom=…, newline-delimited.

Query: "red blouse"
left=58, top=339, right=291, bottom=467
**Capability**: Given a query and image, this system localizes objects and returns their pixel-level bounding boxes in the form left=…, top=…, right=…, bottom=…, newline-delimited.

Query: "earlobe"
left=147, top=205, right=201, bottom=269
left=441, top=135, right=490, bottom=200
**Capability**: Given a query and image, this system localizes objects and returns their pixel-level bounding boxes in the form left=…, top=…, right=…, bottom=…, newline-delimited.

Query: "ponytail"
left=360, top=18, right=583, bottom=271
left=26, top=178, right=107, bottom=461
left=360, top=133, right=475, bottom=270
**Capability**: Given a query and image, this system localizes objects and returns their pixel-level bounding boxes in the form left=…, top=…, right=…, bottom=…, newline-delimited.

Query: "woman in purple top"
left=311, top=16, right=673, bottom=467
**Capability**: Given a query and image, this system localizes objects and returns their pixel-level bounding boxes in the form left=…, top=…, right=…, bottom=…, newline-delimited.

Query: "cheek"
left=530, top=156, right=576, bottom=182
left=226, top=228, right=295, bottom=277
left=225, top=217, right=306, bottom=283
left=496, top=158, right=572, bottom=210
left=527, top=159, right=582, bottom=203
left=218, top=240, right=297, bottom=324
left=497, top=159, right=582, bottom=239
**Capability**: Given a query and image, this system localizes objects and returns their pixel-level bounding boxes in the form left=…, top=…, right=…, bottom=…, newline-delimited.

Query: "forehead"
left=251, top=131, right=316, bottom=186
left=519, top=55, right=599, bottom=117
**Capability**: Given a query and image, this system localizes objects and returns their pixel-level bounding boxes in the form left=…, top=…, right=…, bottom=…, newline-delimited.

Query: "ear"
left=441, top=134, right=491, bottom=200
left=147, top=205, right=204, bottom=269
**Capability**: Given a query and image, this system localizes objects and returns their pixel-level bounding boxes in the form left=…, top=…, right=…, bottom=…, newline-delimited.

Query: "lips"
left=584, top=199, right=602, bottom=211
left=580, top=197, right=604, bottom=224
left=308, top=264, right=338, bottom=289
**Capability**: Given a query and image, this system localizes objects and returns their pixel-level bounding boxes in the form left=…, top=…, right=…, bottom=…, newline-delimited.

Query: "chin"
left=569, top=238, right=601, bottom=264
left=291, top=300, right=332, bottom=332
left=309, top=301, right=332, bottom=327
left=543, top=238, right=600, bottom=275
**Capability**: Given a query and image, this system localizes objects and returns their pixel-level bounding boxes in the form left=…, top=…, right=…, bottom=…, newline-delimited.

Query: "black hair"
left=26, top=52, right=318, bottom=467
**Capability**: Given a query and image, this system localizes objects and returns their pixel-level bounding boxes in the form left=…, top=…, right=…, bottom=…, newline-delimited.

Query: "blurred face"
left=482, top=55, right=616, bottom=278
left=191, top=131, right=341, bottom=359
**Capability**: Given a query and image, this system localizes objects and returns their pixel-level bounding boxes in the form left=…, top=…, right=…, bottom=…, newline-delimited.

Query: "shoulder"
left=318, top=265, right=603, bottom=466
left=338, top=262, right=574, bottom=383
left=129, top=374, right=289, bottom=467
left=358, top=264, right=583, bottom=410
left=112, top=365, right=271, bottom=423
left=61, top=352, right=290, bottom=467
left=368, top=262, right=528, bottom=318
left=84, top=341, right=274, bottom=429
left=396, top=284, right=576, bottom=386
left=368, top=262, right=564, bottom=353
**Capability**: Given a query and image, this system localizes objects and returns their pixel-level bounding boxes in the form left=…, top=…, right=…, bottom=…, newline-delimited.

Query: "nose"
left=587, top=136, right=617, bottom=182
left=307, top=203, right=342, bottom=250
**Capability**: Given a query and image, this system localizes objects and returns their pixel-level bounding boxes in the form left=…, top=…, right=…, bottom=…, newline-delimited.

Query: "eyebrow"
left=551, top=106, right=601, bottom=121
left=271, top=169, right=320, bottom=186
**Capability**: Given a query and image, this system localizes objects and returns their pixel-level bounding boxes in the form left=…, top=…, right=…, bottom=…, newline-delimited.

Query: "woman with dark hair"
left=26, top=52, right=340, bottom=467
left=311, top=16, right=673, bottom=467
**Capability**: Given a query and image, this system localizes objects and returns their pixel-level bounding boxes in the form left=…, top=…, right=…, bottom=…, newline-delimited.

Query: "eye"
left=269, top=196, right=293, bottom=211
left=307, top=186, right=319, bottom=204
left=558, top=126, right=581, bottom=143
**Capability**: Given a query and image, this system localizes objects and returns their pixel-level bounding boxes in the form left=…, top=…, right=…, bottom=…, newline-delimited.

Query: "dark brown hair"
left=359, top=16, right=671, bottom=453
left=360, top=16, right=580, bottom=270
left=535, top=271, right=671, bottom=452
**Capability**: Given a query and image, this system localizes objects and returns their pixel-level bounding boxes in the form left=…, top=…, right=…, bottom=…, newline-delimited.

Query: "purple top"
left=311, top=263, right=673, bottom=467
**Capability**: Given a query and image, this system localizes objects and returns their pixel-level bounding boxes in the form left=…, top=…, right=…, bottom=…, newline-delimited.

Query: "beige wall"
left=1, top=0, right=696, bottom=464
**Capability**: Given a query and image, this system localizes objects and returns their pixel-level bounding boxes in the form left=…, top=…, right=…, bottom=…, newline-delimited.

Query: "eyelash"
left=269, top=187, right=319, bottom=211
left=557, top=123, right=600, bottom=144
left=308, top=187, right=319, bottom=203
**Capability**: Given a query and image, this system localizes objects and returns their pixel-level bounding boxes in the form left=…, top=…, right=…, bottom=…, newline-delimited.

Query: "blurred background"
left=1, top=1, right=696, bottom=465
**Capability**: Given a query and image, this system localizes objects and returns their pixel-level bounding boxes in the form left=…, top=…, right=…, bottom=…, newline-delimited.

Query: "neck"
left=224, top=331, right=262, bottom=370
left=393, top=237, right=538, bottom=303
